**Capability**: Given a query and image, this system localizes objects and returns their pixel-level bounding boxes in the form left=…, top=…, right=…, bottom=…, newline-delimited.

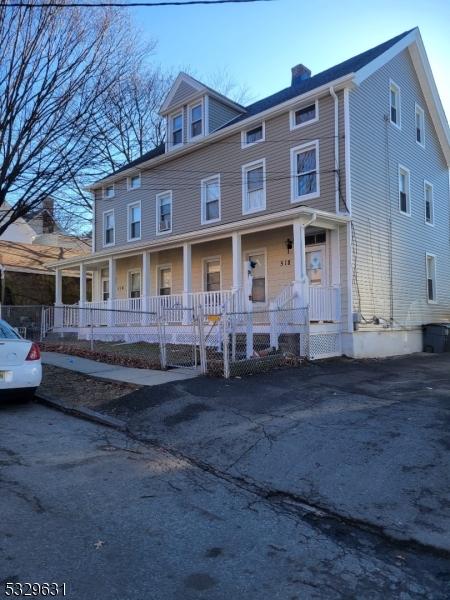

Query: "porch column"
left=231, top=232, right=242, bottom=311
left=292, top=221, right=309, bottom=308
left=142, top=251, right=151, bottom=322
left=108, top=257, right=116, bottom=326
left=329, top=228, right=341, bottom=323
left=79, top=263, right=87, bottom=326
left=54, top=268, right=63, bottom=328
left=183, top=243, right=192, bottom=323
left=55, top=268, right=63, bottom=305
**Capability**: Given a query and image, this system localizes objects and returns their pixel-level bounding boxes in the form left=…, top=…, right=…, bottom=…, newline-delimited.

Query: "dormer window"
left=171, top=113, right=183, bottom=146
left=189, top=103, right=203, bottom=139
left=242, top=123, right=265, bottom=148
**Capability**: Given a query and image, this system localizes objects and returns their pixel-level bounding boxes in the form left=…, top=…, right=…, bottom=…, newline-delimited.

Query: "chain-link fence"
left=0, top=303, right=311, bottom=377
left=0, top=304, right=44, bottom=341
left=205, top=306, right=310, bottom=378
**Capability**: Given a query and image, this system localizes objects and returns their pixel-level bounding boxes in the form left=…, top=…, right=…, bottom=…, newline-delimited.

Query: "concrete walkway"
left=41, top=352, right=199, bottom=386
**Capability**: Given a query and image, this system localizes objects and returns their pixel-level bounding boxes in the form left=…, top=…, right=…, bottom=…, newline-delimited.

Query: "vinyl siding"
left=169, top=80, right=199, bottom=108
left=349, top=48, right=450, bottom=328
left=208, top=97, right=242, bottom=133
left=94, top=92, right=343, bottom=252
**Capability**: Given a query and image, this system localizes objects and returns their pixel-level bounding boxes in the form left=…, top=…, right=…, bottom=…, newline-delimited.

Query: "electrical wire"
left=0, top=0, right=274, bottom=7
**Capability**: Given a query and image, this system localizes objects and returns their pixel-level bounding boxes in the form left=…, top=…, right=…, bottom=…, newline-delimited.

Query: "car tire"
left=17, top=388, right=37, bottom=403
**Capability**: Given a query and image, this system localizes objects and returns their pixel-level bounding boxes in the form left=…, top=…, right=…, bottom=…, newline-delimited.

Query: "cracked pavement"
left=2, top=352, right=450, bottom=598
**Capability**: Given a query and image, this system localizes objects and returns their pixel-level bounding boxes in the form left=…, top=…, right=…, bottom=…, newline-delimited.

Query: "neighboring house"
left=0, top=242, right=88, bottom=306
left=0, top=198, right=92, bottom=251
left=51, top=28, right=450, bottom=358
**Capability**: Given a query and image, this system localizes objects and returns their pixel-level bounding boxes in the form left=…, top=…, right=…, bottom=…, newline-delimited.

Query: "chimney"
left=42, top=197, right=55, bottom=233
left=291, top=64, right=311, bottom=86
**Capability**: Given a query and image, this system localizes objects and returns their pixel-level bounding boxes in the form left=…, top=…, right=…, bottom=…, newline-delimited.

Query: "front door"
left=245, top=251, right=267, bottom=308
left=306, top=246, right=326, bottom=286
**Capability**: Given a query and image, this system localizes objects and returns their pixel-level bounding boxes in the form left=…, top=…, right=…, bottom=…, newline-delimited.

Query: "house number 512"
left=280, top=260, right=291, bottom=266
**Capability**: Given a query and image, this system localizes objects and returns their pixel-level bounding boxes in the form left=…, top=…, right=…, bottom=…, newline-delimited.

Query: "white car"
left=0, top=319, right=42, bottom=399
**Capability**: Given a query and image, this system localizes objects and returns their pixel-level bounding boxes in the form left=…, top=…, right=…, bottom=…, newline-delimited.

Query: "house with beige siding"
left=51, top=27, right=450, bottom=358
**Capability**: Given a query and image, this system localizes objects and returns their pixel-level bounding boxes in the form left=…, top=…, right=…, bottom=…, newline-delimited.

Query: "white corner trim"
left=343, top=87, right=352, bottom=214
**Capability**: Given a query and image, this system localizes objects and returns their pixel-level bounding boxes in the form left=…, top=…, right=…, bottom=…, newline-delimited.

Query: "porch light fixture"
left=285, top=238, right=293, bottom=253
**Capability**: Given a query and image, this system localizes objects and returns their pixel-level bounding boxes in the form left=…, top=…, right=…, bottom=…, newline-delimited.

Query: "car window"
left=0, top=320, right=21, bottom=339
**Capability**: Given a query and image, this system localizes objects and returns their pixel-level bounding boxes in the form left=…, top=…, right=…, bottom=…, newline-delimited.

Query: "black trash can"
left=423, top=323, right=450, bottom=353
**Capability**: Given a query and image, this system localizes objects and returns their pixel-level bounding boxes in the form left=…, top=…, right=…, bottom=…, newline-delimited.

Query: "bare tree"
left=0, top=1, right=138, bottom=237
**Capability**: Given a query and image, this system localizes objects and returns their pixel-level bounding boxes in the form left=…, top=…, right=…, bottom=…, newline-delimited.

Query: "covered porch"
left=51, top=211, right=348, bottom=331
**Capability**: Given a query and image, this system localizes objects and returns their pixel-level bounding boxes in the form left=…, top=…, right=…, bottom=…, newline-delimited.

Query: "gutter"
left=88, top=73, right=356, bottom=190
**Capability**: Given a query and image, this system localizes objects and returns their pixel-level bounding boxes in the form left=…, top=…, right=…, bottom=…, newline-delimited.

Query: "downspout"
left=329, top=86, right=340, bottom=213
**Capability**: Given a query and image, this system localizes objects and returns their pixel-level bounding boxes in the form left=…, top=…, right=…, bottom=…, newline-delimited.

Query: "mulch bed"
left=40, top=364, right=141, bottom=407
left=39, top=341, right=161, bottom=370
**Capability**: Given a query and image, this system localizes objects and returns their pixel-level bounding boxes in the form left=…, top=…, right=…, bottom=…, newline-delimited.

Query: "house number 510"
left=280, top=260, right=291, bottom=266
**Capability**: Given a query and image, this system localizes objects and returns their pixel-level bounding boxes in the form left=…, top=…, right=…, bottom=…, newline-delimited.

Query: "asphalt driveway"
left=97, top=352, right=450, bottom=554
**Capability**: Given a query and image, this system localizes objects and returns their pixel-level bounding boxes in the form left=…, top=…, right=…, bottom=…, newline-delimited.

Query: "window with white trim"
left=103, top=210, right=115, bottom=246
left=291, top=141, right=319, bottom=201
left=424, top=181, right=434, bottom=225
left=201, top=175, right=220, bottom=224
left=102, top=278, right=109, bottom=301
left=159, top=267, right=172, bottom=296
left=171, top=113, right=183, bottom=146
left=204, top=259, right=221, bottom=292
left=128, top=271, right=141, bottom=298
left=415, top=104, right=425, bottom=147
left=390, top=81, right=401, bottom=127
left=189, top=103, right=203, bottom=139
left=426, top=254, right=436, bottom=303
left=291, top=101, right=318, bottom=129
left=242, top=124, right=264, bottom=147
left=398, top=166, right=410, bottom=215
left=128, top=174, right=141, bottom=190
left=156, top=191, right=172, bottom=234
left=128, top=202, right=141, bottom=241
left=103, top=185, right=115, bottom=199
left=242, top=160, right=266, bottom=214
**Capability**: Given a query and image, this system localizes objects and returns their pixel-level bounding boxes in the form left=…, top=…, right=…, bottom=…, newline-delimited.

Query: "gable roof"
left=94, top=27, right=449, bottom=185
left=159, top=71, right=245, bottom=115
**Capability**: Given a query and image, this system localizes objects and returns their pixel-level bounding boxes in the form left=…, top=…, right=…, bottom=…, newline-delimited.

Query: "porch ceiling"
left=49, top=206, right=350, bottom=270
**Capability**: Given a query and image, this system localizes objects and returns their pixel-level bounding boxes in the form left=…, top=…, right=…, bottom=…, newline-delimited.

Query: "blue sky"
left=129, top=0, right=450, bottom=119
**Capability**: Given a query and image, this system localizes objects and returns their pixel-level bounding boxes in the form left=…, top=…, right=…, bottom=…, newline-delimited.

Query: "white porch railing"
left=274, top=283, right=341, bottom=322
left=49, top=286, right=341, bottom=331
left=191, top=290, right=234, bottom=316
left=309, top=286, right=341, bottom=322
